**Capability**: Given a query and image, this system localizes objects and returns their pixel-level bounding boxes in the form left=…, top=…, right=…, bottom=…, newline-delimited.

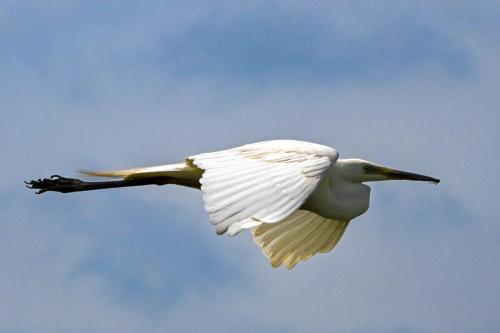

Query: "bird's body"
left=27, top=140, right=439, bottom=269
left=301, top=171, right=371, bottom=222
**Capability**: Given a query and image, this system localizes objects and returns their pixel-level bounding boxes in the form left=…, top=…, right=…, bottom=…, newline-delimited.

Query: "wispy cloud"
left=154, top=3, right=472, bottom=83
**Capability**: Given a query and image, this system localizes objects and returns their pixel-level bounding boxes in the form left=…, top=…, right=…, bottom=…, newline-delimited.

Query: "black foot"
left=25, top=175, right=85, bottom=194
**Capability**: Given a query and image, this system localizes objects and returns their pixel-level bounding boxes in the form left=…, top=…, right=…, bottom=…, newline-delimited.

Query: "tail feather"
left=80, top=162, right=203, bottom=188
left=80, top=167, right=144, bottom=179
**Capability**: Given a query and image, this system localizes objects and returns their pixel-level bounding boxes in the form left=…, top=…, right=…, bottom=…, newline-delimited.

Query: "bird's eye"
left=362, top=164, right=377, bottom=173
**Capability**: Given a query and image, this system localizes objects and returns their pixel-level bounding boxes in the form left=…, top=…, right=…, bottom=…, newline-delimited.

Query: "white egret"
left=27, top=140, right=439, bottom=269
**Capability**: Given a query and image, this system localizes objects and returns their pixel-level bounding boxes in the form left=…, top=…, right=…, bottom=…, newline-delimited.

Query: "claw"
left=25, top=175, right=84, bottom=194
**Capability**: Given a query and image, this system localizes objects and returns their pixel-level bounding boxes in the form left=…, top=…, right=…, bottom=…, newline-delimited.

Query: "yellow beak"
left=364, top=165, right=440, bottom=184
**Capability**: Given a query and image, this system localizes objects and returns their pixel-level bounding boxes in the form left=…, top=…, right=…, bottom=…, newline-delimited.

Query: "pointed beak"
left=364, top=165, right=440, bottom=184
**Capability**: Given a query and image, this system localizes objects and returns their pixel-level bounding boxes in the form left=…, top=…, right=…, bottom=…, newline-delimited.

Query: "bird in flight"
left=26, top=140, right=439, bottom=269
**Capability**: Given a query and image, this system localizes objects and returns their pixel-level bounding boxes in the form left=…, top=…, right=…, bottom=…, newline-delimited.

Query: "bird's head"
left=336, top=159, right=440, bottom=184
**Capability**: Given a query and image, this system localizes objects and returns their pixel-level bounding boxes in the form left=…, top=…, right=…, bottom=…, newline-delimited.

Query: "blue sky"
left=1, top=1, right=499, bottom=332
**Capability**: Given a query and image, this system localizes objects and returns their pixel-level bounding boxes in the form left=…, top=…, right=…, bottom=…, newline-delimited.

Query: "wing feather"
left=269, top=215, right=324, bottom=267
left=320, top=222, right=349, bottom=253
left=190, top=140, right=338, bottom=235
left=252, top=210, right=350, bottom=269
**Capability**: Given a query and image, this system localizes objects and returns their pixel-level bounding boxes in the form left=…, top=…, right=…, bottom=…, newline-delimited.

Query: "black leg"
left=25, top=175, right=163, bottom=194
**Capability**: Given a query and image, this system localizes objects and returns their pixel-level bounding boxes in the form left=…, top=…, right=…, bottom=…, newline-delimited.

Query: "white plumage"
left=252, top=210, right=349, bottom=269
left=35, top=140, right=439, bottom=269
left=189, top=140, right=338, bottom=236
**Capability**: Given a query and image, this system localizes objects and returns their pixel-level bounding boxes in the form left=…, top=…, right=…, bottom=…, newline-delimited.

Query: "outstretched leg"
left=25, top=175, right=170, bottom=194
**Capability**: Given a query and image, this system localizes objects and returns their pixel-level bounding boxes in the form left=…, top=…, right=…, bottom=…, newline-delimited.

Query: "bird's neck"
left=301, top=173, right=370, bottom=221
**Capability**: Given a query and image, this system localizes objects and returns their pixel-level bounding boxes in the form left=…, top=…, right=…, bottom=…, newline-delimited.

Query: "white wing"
left=189, top=140, right=338, bottom=235
left=252, top=210, right=349, bottom=269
